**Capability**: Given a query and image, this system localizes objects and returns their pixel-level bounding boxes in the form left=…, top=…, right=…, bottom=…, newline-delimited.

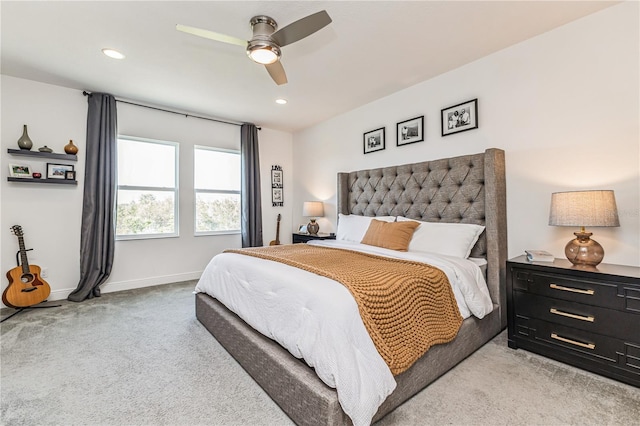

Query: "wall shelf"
left=7, top=148, right=77, bottom=162
left=7, top=177, right=77, bottom=185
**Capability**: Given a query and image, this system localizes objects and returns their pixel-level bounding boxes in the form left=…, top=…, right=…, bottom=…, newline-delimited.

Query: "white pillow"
left=336, top=214, right=395, bottom=243
left=396, top=217, right=485, bottom=258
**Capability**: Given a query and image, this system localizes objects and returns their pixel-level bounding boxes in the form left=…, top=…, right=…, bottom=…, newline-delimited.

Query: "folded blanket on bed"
left=226, top=244, right=463, bottom=375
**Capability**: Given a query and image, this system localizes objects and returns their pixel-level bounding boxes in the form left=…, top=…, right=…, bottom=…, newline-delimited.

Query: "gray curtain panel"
left=240, top=123, right=263, bottom=247
left=67, top=93, right=118, bottom=302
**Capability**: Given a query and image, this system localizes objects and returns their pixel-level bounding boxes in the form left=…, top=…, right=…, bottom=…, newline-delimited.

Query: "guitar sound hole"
left=20, top=273, right=34, bottom=284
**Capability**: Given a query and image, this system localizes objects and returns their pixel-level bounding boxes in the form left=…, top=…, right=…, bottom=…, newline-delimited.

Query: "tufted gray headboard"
left=337, top=148, right=507, bottom=327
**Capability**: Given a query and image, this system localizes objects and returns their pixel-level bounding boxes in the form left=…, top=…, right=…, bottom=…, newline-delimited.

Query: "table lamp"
left=549, top=190, right=619, bottom=266
left=302, top=201, right=324, bottom=235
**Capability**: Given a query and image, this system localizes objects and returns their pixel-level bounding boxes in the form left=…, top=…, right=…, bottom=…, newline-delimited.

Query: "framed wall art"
left=271, top=165, right=283, bottom=207
left=363, top=127, right=385, bottom=154
left=441, top=98, right=478, bottom=136
left=46, top=163, right=74, bottom=179
left=397, top=116, right=424, bottom=146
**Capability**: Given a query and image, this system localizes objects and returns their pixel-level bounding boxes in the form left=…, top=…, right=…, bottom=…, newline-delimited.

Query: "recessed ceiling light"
left=275, top=98, right=287, bottom=105
left=102, top=48, right=125, bottom=59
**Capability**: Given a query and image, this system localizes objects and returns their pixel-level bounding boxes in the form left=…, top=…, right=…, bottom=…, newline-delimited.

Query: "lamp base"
left=565, top=231, right=604, bottom=267
left=307, top=219, right=319, bottom=235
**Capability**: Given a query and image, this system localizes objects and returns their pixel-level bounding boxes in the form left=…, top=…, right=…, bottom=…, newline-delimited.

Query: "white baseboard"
left=46, top=271, right=202, bottom=302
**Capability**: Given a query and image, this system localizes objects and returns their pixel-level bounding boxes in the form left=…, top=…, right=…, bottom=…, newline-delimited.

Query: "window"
left=194, top=146, right=241, bottom=235
left=116, top=137, right=178, bottom=239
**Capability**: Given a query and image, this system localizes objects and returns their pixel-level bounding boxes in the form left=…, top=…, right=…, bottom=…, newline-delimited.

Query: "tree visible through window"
left=194, top=146, right=240, bottom=234
left=116, top=137, right=178, bottom=239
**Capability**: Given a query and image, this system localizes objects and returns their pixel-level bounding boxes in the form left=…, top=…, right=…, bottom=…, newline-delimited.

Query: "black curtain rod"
left=82, top=91, right=260, bottom=129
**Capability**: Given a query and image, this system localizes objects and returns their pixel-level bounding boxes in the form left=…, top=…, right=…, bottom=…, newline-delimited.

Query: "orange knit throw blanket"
left=226, top=244, right=463, bottom=375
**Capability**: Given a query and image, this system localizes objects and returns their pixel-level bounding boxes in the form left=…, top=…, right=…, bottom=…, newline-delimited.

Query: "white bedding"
left=194, top=240, right=493, bottom=426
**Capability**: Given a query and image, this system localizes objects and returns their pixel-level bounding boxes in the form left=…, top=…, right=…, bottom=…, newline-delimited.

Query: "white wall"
left=292, top=2, right=640, bottom=267
left=1, top=75, right=294, bottom=304
left=1, top=77, right=87, bottom=304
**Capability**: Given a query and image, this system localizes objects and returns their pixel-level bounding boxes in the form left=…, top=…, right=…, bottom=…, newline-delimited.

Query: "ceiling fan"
left=176, top=10, right=332, bottom=85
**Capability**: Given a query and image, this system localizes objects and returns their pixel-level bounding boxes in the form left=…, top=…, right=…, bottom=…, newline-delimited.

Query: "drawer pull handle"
left=550, top=308, right=594, bottom=322
left=549, top=283, right=594, bottom=295
left=551, top=333, right=595, bottom=350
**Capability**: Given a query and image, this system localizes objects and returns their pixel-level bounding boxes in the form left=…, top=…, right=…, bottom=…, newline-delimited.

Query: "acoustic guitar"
left=269, top=214, right=282, bottom=246
left=2, top=225, right=51, bottom=308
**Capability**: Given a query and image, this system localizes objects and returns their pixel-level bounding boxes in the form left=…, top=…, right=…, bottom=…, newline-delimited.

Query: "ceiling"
left=1, top=1, right=616, bottom=133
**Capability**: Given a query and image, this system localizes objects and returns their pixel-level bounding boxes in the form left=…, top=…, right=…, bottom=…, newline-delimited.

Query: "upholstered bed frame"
left=195, top=148, right=507, bottom=425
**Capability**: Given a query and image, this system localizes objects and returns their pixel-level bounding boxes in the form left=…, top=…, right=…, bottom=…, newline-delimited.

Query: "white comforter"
left=195, top=240, right=493, bottom=426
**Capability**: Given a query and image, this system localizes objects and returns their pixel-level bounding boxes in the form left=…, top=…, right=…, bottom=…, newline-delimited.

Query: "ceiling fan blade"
left=271, top=10, right=331, bottom=47
left=176, top=24, right=247, bottom=47
left=265, top=62, right=288, bottom=85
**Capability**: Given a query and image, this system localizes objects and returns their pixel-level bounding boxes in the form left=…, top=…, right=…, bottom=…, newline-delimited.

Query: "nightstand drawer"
left=515, top=317, right=640, bottom=372
left=514, top=292, right=639, bottom=341
left=511, top=270, right=630, bottom=311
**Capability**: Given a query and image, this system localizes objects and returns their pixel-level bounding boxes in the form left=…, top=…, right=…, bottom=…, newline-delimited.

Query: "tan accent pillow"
left=361, top=219, right=420, bottom=251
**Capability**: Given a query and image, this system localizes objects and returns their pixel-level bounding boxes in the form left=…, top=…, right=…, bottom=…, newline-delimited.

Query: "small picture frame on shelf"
left=9, top=164, right=32, bottom=178
left=47, top=163, right=74, bottom=179
left=441, top=98, right=478, bottom=136
left=363, top=127, right=385, bottom=154
left=65, top=170, right=76, bottom=180
left=397, top=116, right=424, bottom=146
left=298, top=224, right=308, bottom=234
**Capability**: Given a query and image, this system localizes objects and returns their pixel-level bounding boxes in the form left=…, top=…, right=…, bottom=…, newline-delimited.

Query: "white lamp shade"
left=302, top=201, right=324, bottom=218
left=549, top=190, right=620, bottom=227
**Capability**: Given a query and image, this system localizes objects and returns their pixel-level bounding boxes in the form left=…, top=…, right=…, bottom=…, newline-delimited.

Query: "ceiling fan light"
left=249, top=47, right=279, bottom=65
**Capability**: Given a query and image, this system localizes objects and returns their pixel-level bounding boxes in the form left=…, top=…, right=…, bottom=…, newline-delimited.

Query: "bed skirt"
left=195, top=292, right=502, bottom=425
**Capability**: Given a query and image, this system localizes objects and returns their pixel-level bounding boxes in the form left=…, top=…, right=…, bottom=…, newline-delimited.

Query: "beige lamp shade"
left=549, top=190, right=620, bottom=227
left=549, top=190, right=619, bottom=267
left=302, top=201, right=324, bottom=235
left=302, top=201, right=324, bottom=218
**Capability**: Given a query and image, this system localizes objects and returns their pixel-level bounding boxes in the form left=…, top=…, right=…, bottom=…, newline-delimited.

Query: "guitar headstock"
left=10, top=225, right=23, bottom=237
left=277, top=214, right=281, bottom=221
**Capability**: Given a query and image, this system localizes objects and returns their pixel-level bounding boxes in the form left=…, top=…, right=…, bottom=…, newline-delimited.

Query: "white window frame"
left=194, top=145, right=241, bottom=236
left=116, top=136, right=179, bottom=241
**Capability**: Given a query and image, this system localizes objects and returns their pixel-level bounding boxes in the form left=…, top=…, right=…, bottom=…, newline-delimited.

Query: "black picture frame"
left=46, top=163, right=74, bottom=179
left=396, top=116, right=424, bottom=146
left=65, top=170, right=76, bottom=180
left=441, top=98, right=478, bottom=136
left=363, top=127, right=385, bottom=154
left=271, top=165, right=283, bottom=207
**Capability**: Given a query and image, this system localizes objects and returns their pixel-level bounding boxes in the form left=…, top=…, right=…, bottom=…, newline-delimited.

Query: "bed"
left=195, top=148, right=507, bottom=425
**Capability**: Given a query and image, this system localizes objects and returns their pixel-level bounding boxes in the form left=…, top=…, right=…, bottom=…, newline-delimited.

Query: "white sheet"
left=194, top=241, right=493, bottom=426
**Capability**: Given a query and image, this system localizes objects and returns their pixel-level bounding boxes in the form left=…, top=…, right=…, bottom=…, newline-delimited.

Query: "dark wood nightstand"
left=292, top=233, right=336, bottom=244
left=507, top=255, right=640, bottom=387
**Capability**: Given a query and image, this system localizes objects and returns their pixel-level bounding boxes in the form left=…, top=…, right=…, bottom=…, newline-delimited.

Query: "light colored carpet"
left=1, top=281, right=638, bottom=425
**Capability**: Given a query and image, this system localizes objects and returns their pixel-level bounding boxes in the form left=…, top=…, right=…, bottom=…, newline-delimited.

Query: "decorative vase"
left=307, top=219, right=320, bottom=235
left=64, top=140, right=78, bottom=155
left=17, top=125, right=33, bottom=150
left=38, top=145, right=53, bottom=153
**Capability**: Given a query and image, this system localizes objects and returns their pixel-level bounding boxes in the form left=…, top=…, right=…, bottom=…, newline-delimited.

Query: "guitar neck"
left=17, top=235, right=30, bottom=274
